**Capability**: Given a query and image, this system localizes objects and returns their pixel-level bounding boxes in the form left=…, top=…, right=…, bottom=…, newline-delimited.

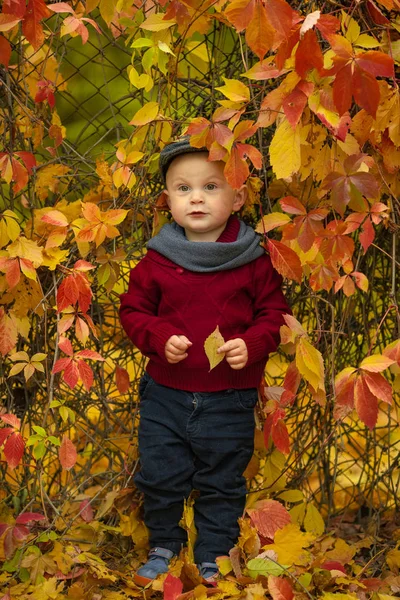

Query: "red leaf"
left=79, top=499, right=94, bottom=522
left=356, top=51, right=394, bottom=78
left=225, top=0, right=254, bottom=32
left=352, top=66, right=380, bottom=118
left=77, top=359, right=93, bottom=391
left=282, top=88, right=308, bottom=128
left=116, top=366, right=130, bottom=394
left=247, top=499, right=291, bottom=538
left=316, top=14, right=340, bottom=39
left=75, top=349, right=104, bottom=360
left=3, top=0, right=26, bottom=18
left=354, top=375, right=379, bottom=430
left=0, top=427, right=13, bottom=447
left=321, top=561, right=347, bottom=573
left=268, top=575, right=294, bottom=600
left=22, top=0, right=50, bottom=50
left=163, top=573, right=183, bottom=600
left=58, top=336, right=74, bottom=356
left=295, top=29, right=323, bottom=78
left=63, top=361, right=79, bottom=389
left=266, top=239, right=302, bottom=282
left=271, top=418, right=290, bottom=454
left=16, top=512, right=45, bottom=525
left=59, top=435, right=77, bottom=470
left=237, top=143, right=262, bottom=169
left=4, top=431, right=25, bottom=470
left=52, top=357, right=72, bottom=374
left=15, top=151, right=36, bottom=173
left=0, top=35, right=11, bottom=68
left=366, top=0, right=390, bottom=26
left=359, top=216, right=375, bottom=253
left=333, top=64, right=353, bottom=116
left=0, top=413, right=20, bottom=428
left=363, top=372, right=392, bottom=405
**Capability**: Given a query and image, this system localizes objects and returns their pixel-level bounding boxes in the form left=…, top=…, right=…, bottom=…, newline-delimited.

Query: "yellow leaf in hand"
left=204, top=325, right=225, bottom=371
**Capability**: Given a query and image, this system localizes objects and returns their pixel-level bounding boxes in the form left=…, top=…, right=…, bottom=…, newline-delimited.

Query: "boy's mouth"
left=189, top=211, right=206, bottom=215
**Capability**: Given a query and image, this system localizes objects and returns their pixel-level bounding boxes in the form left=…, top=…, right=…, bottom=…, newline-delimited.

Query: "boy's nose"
left=190, top=190, right=205, bottom=203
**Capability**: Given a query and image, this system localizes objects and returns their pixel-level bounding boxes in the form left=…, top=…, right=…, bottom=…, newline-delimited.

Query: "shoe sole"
left=133, top=573, right=153, bottom=587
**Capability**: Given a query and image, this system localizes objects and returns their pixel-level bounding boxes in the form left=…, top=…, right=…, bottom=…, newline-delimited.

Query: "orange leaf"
left=224, top=146, right=249, bottom=189
left=59, top=435, right=77, bottom=470
left=247, top=499, right=291, bottom=538
left=279, top=196, right=305, bottom=215
left=363, top=372, right=392, bottom=405
left=0, top=14, right=21, bottom=32
left=268, top=575, right=294, bottom=600
left=0, top=307, right=18, bottom=356
left=225, top=0, right=254, bottom=31
left=0, top=36, right=12, bottom=68
left=116, top=366, right=130, bottom=394
left=22, top=0, right=50, bottom=50
left=77, top=359, right=94, bottom=391
left=354, top=375, right=378, bottom=430
left=295, top=29, right=323, bottom=79
left=245, top=0, right=275, bottom=60
left=41, top=210, right=69, bottom=227
left=267, top=239, right=302, bottom=282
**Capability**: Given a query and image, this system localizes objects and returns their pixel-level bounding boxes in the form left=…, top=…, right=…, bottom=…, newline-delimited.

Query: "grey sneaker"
left=134, top=547, right=176, bottom=586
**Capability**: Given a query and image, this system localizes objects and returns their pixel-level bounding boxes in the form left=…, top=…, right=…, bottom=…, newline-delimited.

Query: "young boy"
left=119, top=137, right=290, bottom=586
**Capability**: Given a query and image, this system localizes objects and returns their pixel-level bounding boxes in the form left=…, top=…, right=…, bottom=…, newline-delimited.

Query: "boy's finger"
left=178, top=335, right=192, bottom=346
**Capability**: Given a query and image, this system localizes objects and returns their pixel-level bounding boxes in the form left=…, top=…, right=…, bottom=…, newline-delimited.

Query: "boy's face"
left=164, top=153, right=247, bottom=242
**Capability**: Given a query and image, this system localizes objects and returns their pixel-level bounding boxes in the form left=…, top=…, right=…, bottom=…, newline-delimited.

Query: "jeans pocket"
left=236, top=388, right=258, bottom=410
left=138, top=371, right=153, bottom=401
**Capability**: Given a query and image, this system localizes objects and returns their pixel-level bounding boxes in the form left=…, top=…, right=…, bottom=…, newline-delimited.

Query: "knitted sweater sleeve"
left=238, top=254, right=291, bottom=366
left=119, top=257, right=184, bottom=364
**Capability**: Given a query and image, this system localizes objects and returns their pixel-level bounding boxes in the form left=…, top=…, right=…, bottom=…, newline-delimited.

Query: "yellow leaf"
left=270, top=119, right=301, bottom=180
left=359, top=354, right=395, bottom=372
left=296, top=337, right=325, bottom=392
left=140, top=13, right=176, bottom=31
left=255, top=212, right=291, bottom=234
left=99, top=0, right=114, bottom=25
left=35, top=164, right=70, bottom=201
left=322, top=594, right=358, bottom=600
left=0, top=210, right=21, bottom=247
left=325, top=538, right=356, bottom=564
left=204, top=325, right=225, bottom=371
left=7, top=237, right=43, bottom=267
left=268, top=523, right=316, bottom=566
left=385, top=547, right=400, bottom=572
left=129, top=102, right=160, bottom=126
left=179, top=496, right=197, bottom=563
left=304, top=503, right=325, bottom=536
left=42, top=248, right=69, bottom=271
left=216, top=77, right=250, bottom=103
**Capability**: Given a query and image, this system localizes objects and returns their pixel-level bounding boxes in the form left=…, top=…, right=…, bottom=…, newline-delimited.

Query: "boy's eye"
left=178, top=185, right=190, bottom=192
left=205, top=183, right=217, bottom=191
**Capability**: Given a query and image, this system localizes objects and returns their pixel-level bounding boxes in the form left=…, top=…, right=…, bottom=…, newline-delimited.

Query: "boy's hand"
left=165, top=335, right=192, bottom=363
left=217, top=338, right=248, bottom=370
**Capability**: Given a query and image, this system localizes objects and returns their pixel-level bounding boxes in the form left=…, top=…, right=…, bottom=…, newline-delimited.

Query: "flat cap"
left=159, top=136, right=207, bottom=182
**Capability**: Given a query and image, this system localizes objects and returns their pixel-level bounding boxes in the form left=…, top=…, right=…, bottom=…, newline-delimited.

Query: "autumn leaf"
left=269, top=523, right=316, bottom=566
left=0, top=307, right=18, bottom=356
left=22, top=0, right=51, bottom=50
left=296, top=337, right=325, bottom=394
left=247, top=499, right=291, bottom=539
left=268, top=575, right=294, bottom=600
left=204, top=325, right=225, bottom=371
left=266, top=239, right=302, bottom=282
left=115, top=366, right=130, bottom=394
left=269, top=119, right=301, bottom=179
left=77, top=202, right=128, bottom=247
left=59, top=435, right=77, bottom=470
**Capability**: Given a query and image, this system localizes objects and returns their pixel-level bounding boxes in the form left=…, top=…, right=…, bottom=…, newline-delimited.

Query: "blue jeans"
left=134, top=372, right=257, bottom=563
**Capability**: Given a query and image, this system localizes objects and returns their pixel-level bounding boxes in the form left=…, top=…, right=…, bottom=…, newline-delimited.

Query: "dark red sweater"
left=119, top=218, right=291, bottom=391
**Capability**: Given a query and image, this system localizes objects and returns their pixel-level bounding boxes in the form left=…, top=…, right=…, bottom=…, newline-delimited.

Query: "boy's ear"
left=233, top=184, right=248, bottom=211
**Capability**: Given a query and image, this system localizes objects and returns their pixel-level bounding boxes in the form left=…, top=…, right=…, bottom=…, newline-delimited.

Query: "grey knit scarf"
left=147, top=220, right=264, bottom=272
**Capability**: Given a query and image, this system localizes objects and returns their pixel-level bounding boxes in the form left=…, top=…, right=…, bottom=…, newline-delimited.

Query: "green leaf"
left=48, top=436, right=61, bottom=446
left=33, top=442, right=46, bottom=460
left=131, top=37, right=153, bottom=49
left=246, top=557, right=288, bottom=578
left=32, top=425, right=46, bottom=437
